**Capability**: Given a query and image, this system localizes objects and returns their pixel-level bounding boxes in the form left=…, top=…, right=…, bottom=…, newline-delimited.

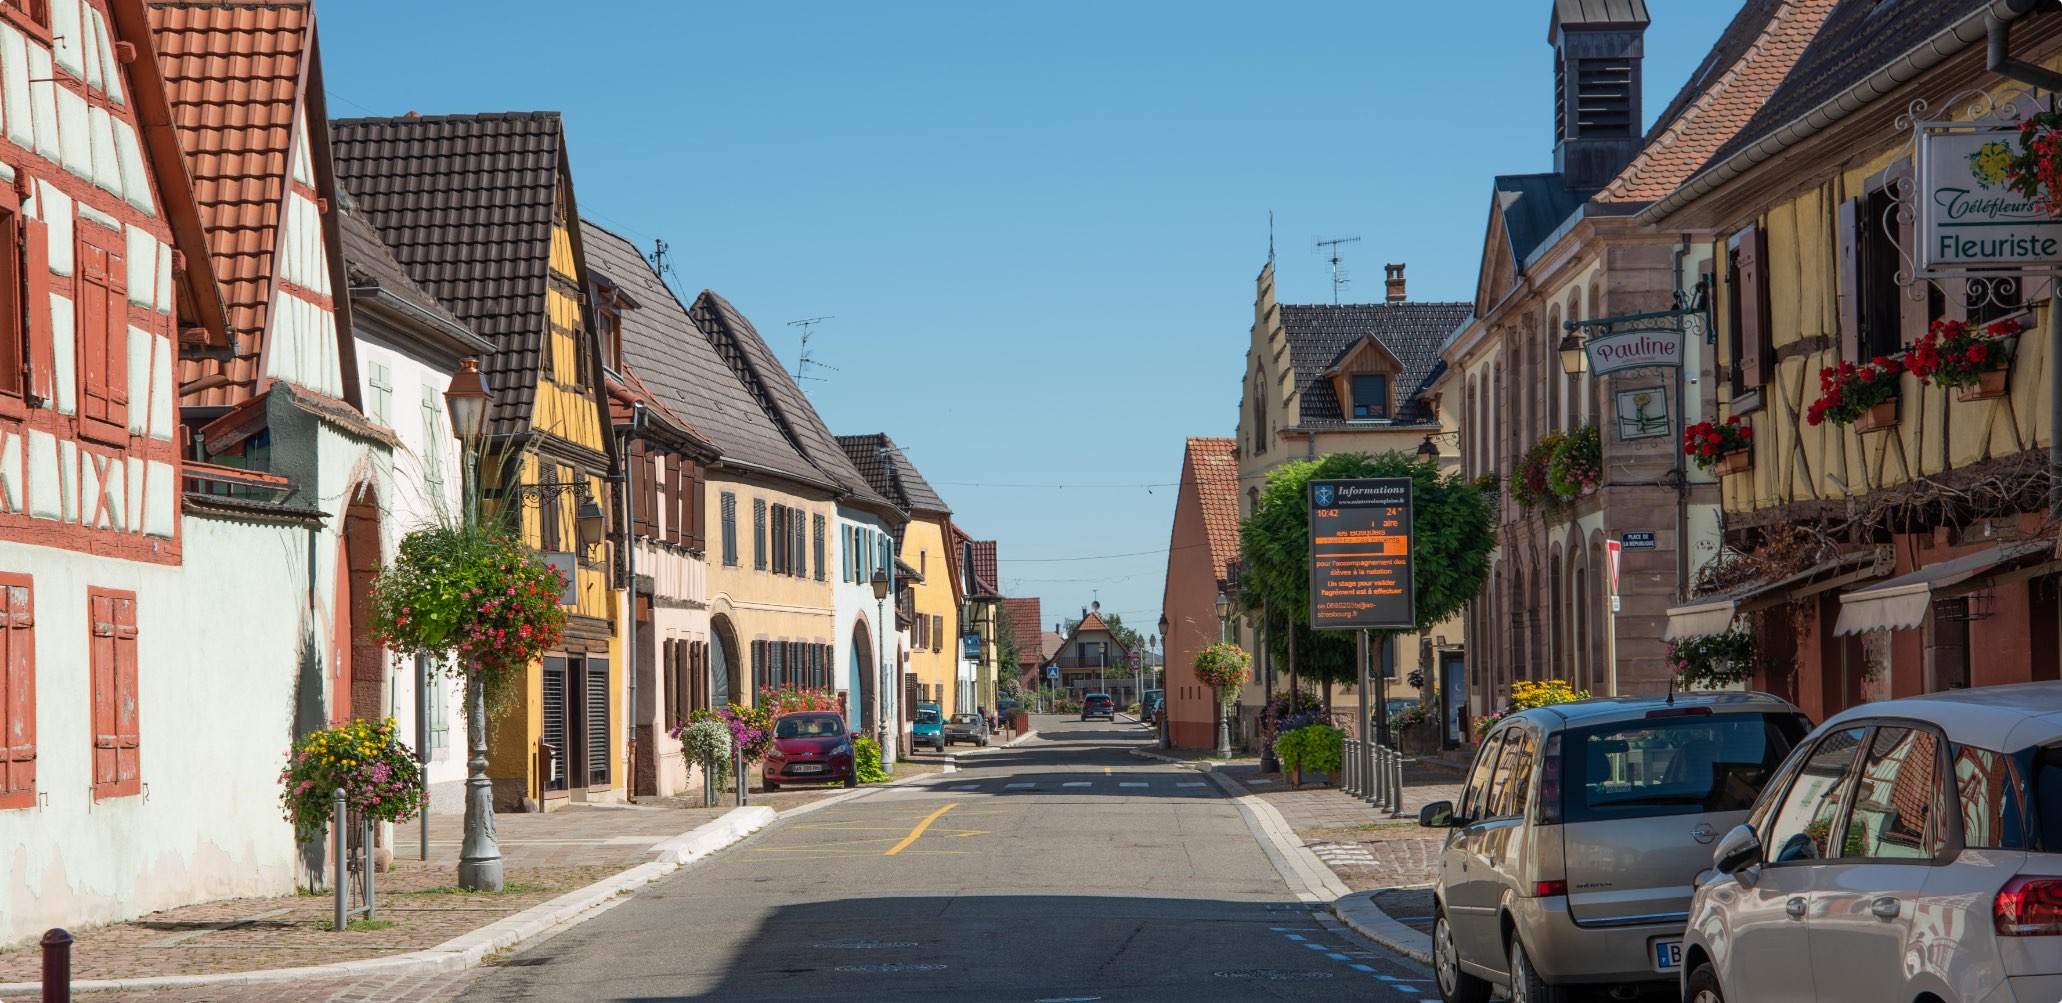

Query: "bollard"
left=1346, top=739, right=1360, bottom=797
left=363, top=817, right=376, bottom=922
left=1391, top=744, right=1408, bottom=818
left=704, top=754, right=717, bottom=807
left=332, top=788, right=347, bottom=932
left=734, top=746, right=748, bottom=807
left=41, top=928, right=70, bottom=1003
left=1374, top=745, right=1392, bottom=809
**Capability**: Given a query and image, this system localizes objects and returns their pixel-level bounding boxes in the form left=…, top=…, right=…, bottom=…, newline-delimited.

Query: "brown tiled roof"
left=836, top=432, right=948, bottom=516
left=1003, top=597, right=1043, bottom=661
left=1185, top=437, right=1240, bottom=583
left=338, top=190, right=468, bottom=335
left=1281, top=302, right=1470, bottom=426
left=971, top=540, right=999, bottom=599
left=149, top=0, right=308, bottom=406
left=605, top=368, right=715, bottom=457
left=687, top=291, right=894, bottom=512
left=1594, top=0, right=1837, bottom=205
left=331, top=111, right=573, bottom=437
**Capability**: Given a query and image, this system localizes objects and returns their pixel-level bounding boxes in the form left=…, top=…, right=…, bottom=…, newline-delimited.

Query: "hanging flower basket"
left=1907, top=317, right=2019, bottom=402
left=1193, top=642, right=1252, bottom=706
left=1806, top=357, right=1904, bottom=432
left=1511, top=431, right=1565, bottom=510
left=1547, top=425, right=1603, bottom=500
left=1683, top=417, right=1753, bottom=472
left=367, top=524, right=569, bottom=681
left=1666, top=630, right=1757, bottom=689
left=2005, top=112, right=2062, bottom=215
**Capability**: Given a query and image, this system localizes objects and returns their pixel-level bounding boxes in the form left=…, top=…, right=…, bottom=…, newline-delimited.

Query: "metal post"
left=1356, top=629, right=1372, bottom=806
left=416, top=654, right=429, bottom=862
left=1260, top=596, right=1277, bottom=772
left=735, top=744, right=748, bottom=806
left=1375, top=635, right=1393, bottom=750
left=332, top=788, right=347, bottom=931
left=704, top=753, right=717, bottom=807
left=363, top=816, right=376, bottom=921
left=40, top=929, right=70, bottom=1003
left=457, top=673, right=503, bottom=892
left=1391, top=744, right=1408, bottom=818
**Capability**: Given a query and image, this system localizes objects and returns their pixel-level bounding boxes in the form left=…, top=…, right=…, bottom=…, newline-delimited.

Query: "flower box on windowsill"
left=1854, top=399, right=1900, bottom=434
left=1714, top=448, right=1751, bottom=477
left=1957, top=367, right=2011, bottom=402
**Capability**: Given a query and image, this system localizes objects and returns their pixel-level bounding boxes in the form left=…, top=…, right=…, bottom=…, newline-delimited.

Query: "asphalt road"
left=454, top=715, right=1439, bottom=1002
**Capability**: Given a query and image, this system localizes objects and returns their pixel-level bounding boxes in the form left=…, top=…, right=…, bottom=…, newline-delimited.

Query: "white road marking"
left=1120, top=782, right=1147, bottom=788
left=1062, top=782, right=1091, bottom=788
left=1177, top=782, right=1205, bottom=787
left=1006, top=783, right=1035, bottom=789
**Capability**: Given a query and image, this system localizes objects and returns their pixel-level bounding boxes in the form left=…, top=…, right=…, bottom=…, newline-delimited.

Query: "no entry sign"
left=1308, top=478, right=1416, bottom=631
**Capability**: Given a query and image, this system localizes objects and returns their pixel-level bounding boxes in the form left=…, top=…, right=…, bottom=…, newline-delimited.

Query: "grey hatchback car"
left=1418, top=692, right=1808, bottom=1002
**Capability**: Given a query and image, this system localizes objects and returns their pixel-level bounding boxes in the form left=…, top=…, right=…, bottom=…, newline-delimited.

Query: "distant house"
left=1041, top=607, right=1136, bottom=705
left=1001, top=596, right=1045, bottom=694
left=838, top=433, right=961, bottom=723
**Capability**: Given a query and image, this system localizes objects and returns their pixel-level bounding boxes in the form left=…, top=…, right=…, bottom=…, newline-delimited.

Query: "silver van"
left=1417, top=692, right=1809, bottom=1002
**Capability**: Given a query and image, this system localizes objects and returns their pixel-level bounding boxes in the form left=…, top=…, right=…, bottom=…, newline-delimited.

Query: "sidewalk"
left=1213, top=757, right=1462, bottom=893
left=6, top=787, right=855, bottom=1000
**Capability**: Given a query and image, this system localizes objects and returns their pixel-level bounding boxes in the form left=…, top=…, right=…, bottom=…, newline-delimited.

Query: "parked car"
left=762, top=711, right=857, bottom=791
left=1417, top=692, right=1809, bottom=1003
left=1142, top=689, right=1165, bottom=725
left=912, top=703, right=945, bottom=752
left=1081, top=693, right=1116, bottom=721
left=1683, top=682, right=2062, bottom=1003
left=944, top=712, right=990, bottom=747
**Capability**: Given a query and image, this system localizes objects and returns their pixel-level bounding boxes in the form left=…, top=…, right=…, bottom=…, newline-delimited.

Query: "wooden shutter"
left=688, top=463, right=706, bottom=551
left=932, top=615, right=944, bottom=653
left=813, top=515, right=826, bottom=582
left=753, top=499, right=766, bottom=570
left=631, top=444, right=654, bottom=538
left=539, top=476, right=562, bottom=552
left=542, top=658, right=566, bottom=789
left=752, top=639, right=767, bottom=690
left=90, top=589, right=137, bottom=799
left=585, top=657, right=609, bottom=787
left=0, top=578, right=32, bottom=808
left=665, top=457, right=684, bottom=546
left=76, top=229, right=126, bottom=439
left=22, top=216, right=50, bottom=406
left=1736, top=224, right=1768, bottom=390
left=1837, top=197, right=1862, bottom=363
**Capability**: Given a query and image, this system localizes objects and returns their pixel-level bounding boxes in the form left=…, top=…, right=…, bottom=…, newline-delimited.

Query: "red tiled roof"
left=1003, top=597, right=1043, bottom=661
left=150, top=1, right=310, bottom=406
left=1594, top=0, right=1838, bottom=204
left=1186, top=437, right=1240, bottom=582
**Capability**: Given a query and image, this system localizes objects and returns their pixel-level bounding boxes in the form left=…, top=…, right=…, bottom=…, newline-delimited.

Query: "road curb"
left=1129, top=748, right=1218, bottom=769
left=0, top=805, right=778, bottom=998
left=1206, top=768, right=1351, bottom=905
left=1329, top=888, right=1434, bottom=966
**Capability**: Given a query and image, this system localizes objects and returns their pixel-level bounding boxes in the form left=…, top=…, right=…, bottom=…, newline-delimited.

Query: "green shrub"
left=1274, top=722, right=1344, bottom=776
left=854, top=736, right=889, bottom=784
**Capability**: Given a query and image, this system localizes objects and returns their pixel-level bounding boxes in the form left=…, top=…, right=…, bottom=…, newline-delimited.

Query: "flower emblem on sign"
left=1969, top=140, right=2013, bottom=189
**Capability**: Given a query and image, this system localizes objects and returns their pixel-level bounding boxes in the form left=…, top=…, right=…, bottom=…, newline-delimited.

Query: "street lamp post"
left=444, top=358, right=502, bottom=893
left=871, top=568, right=895, bottom=773
left=1214, top=590, right=1231, bottom=759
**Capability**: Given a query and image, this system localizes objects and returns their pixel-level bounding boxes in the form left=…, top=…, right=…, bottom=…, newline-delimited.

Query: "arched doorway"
left=710, top=615, right=740, bottom=707
left=851, top=617, right=875, bottom=730
left=337, top=483, right=383, bottom=724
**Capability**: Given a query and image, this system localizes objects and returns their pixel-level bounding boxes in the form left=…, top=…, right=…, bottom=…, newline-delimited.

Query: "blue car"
left=912, top=703, right=945, bottom=752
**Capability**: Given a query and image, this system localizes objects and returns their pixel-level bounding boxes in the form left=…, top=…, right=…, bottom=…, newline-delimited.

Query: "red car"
left=763, top=712, right=858, bottom=790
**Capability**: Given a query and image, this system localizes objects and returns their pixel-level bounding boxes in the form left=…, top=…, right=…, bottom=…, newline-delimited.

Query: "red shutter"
left=21, top=217, right=50, bottom=407
left=1837, top=197, right=1861, bottom=363
left=0, top=578, right=33, bottom=808
left=666, top=456, right=684, bottom=546
left=631, top=443, right=654, bottom=538
left=1736, top=225, right=1768, bottom=390
left=89, top=593, right=115, bottom=790
left=75, top=232, right=127, bottom=439
left=112, top=593, right=138, bottom=789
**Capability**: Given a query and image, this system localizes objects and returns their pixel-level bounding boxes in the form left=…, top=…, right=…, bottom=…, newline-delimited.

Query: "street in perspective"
left=9, top=1, right=2062, bottom=1001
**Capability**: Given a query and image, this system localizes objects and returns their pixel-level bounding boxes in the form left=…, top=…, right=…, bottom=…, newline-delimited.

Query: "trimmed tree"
left=1237, top=452, right=1496, bottom=685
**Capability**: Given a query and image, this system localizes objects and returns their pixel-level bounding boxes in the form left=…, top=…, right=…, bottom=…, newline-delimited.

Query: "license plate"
left=790, top=763, right=825, bottom=774
left=1651, top=939, right=1682, bottom=972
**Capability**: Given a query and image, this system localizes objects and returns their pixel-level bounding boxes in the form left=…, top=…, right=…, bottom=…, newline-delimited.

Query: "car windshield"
left=916, top=710, right=942, bottom=724
left=1563, top=712, right=1808, bottom=822
left=775, top=714, right=844, bottom=740
left=951, top=714, right=980, bottom=724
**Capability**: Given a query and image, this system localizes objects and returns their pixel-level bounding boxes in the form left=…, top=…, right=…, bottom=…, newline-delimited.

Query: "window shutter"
left=631, top=444, right=654, bottom=538
left=1736, top=224, right=1768, bottom=390
left=112, top=594, right=137, bottom=788
left=932, top=615, right=943, bottom=652
left=688, top=463, right=706, bottom=551
left=0, top=580, right=32, bottom=806
left=665, top=457, right=684, bottom=546
left=753, top=499, right=767, bottom=570
left=538, top=474, right=562, bottom=552
left=1838, top=197, right=1862, bottom=363
left=752, top=640, right=767, bottom=691
left=585, top=658, right=608, bottom=787
left=813, top=515, right=826, bottom=582
left=22, top=217, right=50, bottom=406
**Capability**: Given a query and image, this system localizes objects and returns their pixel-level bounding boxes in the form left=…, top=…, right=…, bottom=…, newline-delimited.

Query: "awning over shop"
left=1662, top=550, right=1885, bottom=641
left=1834, top=538, right=2059, bottom=636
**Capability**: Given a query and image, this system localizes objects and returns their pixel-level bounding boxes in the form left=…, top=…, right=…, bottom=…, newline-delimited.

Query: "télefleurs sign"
left=1920, top=125, right=2062, bottom=269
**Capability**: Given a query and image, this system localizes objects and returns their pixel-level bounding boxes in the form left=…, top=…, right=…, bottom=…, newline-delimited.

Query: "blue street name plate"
left=1622, top=532, right=1657, bottom=550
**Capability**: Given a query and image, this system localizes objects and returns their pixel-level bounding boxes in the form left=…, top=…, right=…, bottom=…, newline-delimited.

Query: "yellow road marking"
left=1104, top=767, right=1112, bottom=774
left=884, top=802, right=959, bottom=856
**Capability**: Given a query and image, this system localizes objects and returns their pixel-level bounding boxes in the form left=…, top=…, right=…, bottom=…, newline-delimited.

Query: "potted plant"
left=1666, top=630, right=1757, bottom=690
left=1475, top=678, right=1590, bottom=739
left=2006, top=111, right=2062, bottom=214
left=1805, top=356, right=1905, bottom=433
left=278, top=717, right=427, bottom=852
left=1274, top=720, right=1343, bottom=786
left=1683, top=417, right=1753, bottom=476
left=1387, top=702, right=1438, bottom=755
left=1906, top=317, right=2021, bottom=401
left=1548, top=425, right=1603, bottom=498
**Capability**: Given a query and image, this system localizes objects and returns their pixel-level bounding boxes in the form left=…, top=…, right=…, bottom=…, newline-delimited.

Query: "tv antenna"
left=1315, top=235, right=1361, bottom=304
left=787, top=316, right=838, bottom=384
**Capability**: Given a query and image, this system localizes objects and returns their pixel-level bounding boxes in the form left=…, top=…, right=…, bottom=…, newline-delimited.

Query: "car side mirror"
left=1418, top=800, right=1456, bottom=828
left=1713, top=823, right=1763, bottom=879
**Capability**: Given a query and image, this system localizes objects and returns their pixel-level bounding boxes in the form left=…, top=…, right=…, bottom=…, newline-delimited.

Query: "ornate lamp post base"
left=457, top=676, right=503, bottom=892
left=1216, top=707, right=1232, bottom=760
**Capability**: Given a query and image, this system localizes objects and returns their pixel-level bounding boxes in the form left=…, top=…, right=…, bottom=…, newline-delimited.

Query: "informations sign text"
left=1308, top=478, right=1416, bottom=631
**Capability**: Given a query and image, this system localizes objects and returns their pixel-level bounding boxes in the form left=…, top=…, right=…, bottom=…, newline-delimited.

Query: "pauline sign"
left=1584, top=329, right=1682, bottom=375
left=1919, top=125, right=2062, bottom=270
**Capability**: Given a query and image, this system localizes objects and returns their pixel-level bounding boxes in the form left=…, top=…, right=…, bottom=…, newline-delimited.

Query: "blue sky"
left=320, top=1, right=1746, bottom=634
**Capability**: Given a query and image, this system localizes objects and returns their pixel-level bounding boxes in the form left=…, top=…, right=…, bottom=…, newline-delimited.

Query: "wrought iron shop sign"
left=1917, top=121, right=2062, bottom=271
left=1584, top=329, right=1682, bottom=375
left=1308, top=478, right=1416, bottom=632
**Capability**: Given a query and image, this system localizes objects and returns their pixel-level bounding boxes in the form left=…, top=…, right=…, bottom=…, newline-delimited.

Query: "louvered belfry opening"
left=1574, top=58, right=1635, bottom=136
left=1549, top=0, right=1649, bottom=192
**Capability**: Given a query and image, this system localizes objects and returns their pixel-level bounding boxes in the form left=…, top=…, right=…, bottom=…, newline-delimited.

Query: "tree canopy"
left=1236, top=452, right=1496, bottom=681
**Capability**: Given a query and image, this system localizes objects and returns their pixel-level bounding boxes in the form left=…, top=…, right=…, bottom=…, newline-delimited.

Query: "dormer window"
left=1350, top=375, right=1390, bottom=420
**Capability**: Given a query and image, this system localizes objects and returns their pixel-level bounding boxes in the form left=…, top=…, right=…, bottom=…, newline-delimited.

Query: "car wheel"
left=1432, top=910, right=1490, bottom=1003
left=1684, top=962, right=1725, bottom=1003
left=844, top=776, right=858, bottom=789
left=765, top=781, right=781, bottom=792
left=1506, top=935, right=1562, bottom=1003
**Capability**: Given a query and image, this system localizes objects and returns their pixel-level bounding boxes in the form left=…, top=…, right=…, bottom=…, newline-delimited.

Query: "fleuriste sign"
left=1919, top=125, right=2062, bottom=270
left=1583, top=329, right=1682, bottom=375
left=1308, top=478, right=1416, bottom=632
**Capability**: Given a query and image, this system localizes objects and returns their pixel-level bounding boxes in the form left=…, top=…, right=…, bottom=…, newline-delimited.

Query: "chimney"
left=1385, top=263, right=1407, bottom=303
left=1549, top=0, right=1650, bottom=193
